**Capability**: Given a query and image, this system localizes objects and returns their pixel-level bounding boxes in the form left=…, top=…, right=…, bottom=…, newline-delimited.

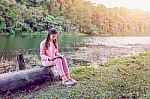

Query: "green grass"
left=1, top=53, right=150, bottom=98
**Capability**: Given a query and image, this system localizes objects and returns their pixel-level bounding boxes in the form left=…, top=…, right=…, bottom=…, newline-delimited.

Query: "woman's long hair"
left=45, top=28, right=58, bottom=49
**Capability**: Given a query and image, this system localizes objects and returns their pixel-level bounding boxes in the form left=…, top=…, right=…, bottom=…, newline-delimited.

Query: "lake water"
left=0, top=33, right=82, bottom=60
left=84, top=36, right=150, bottom=47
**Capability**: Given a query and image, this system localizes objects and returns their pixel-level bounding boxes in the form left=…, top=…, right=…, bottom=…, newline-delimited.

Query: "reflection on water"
left=0, top=33, right=83, bottom=60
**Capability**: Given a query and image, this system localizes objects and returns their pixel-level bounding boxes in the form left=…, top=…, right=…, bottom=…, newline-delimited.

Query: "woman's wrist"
left=48, top=57, right=52, bottom=61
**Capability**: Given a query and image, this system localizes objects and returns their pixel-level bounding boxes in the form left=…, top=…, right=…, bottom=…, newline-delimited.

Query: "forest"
left=1, top=0, right=150, bottom=35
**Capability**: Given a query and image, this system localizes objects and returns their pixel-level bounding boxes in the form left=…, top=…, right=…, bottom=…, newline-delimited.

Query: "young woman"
left=40, top=28, right=77, bottom=86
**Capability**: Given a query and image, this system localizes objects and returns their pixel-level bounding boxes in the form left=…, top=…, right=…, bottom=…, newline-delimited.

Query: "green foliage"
left=0, top=0, right=78, bottom=35
left=0, top=22, right=6, bottom=30
left=0, top=1, right=77, bottom=35
left=8, top=27, right=16, bottom=34
left=0, top=0, right=8, bottom=6
left=88, top=24, right=100, bottom=34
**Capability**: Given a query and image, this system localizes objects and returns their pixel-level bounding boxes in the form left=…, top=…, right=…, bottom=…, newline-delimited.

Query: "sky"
left=88, top=0, right=150, bottom=12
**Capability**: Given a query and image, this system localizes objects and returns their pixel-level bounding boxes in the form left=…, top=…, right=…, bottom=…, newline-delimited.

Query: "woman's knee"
left=42, top=61, right=55, bottom=66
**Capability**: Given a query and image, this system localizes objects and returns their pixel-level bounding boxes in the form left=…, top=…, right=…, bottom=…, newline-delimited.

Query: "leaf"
left=0, top=23, right=6, bottom=29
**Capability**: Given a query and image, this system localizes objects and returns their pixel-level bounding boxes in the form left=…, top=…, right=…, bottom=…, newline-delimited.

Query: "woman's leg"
left=42, top=59, right=69, bottom=80
left=41, top=61, right=55, bottom=66
left=42, top=59, right=76, bottom=85
left=61, top=57, right=71, bottom=79
left=54, top=58, right=68, bottom=81
left=61, top=57, right=77, bottom=84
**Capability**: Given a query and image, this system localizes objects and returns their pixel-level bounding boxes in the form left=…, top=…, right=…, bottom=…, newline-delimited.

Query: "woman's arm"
left=40, top=41, right=49, bottom=61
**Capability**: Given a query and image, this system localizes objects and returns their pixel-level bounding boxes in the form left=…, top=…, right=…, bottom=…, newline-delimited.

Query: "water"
left=0, top=33, right=83, bottom=60
left=84, top=36, right=150, bottom=47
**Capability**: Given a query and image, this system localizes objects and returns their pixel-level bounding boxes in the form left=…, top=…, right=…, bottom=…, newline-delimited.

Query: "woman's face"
left=50, top=34, right=57, bottom=41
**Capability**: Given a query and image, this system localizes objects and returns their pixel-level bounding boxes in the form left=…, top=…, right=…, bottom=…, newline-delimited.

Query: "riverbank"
left=0, top=52, right=149, bottom=98
left=67, top=36, right=150, bottom=66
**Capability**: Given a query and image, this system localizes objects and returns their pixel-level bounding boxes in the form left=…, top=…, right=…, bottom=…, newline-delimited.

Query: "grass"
left=0, top=53, right=150, bottom=98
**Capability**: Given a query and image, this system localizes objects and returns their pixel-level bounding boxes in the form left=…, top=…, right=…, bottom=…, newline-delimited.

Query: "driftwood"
left=0, top=66, right=60, bottom=93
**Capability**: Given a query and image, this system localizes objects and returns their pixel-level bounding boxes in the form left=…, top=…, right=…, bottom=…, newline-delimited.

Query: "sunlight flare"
left=88, top=0, right=150, bottom=12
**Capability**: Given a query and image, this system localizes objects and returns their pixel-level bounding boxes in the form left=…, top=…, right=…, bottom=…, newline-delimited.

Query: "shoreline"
left=1, top=36, right=150, bottom=74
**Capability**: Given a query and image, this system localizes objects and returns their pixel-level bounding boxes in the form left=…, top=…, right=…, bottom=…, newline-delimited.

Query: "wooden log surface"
left=16, top=53, right=25, bottom=70
left=0, top=66, right=60, bottom=93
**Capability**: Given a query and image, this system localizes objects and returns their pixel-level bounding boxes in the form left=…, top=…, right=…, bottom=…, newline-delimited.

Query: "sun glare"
left=88, top=0, right=150, bottom=12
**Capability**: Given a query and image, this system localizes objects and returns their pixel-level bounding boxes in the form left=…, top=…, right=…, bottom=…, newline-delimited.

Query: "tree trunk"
left=0, top=66, right=60, bottom=93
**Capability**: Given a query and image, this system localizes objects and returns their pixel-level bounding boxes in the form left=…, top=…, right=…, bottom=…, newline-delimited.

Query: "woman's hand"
left=48, top=55, right=64, bottom=61
left=48, top=56, right=55, bottom=61
left=48, top=57, right=52, bottom=61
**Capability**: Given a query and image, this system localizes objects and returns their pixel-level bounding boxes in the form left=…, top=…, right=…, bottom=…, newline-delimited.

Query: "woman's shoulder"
left=40, top=39, right=46, bottom=45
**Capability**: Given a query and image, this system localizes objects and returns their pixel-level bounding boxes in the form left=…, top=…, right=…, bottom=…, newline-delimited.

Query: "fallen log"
left=0, top=66, right=60, bottom=93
